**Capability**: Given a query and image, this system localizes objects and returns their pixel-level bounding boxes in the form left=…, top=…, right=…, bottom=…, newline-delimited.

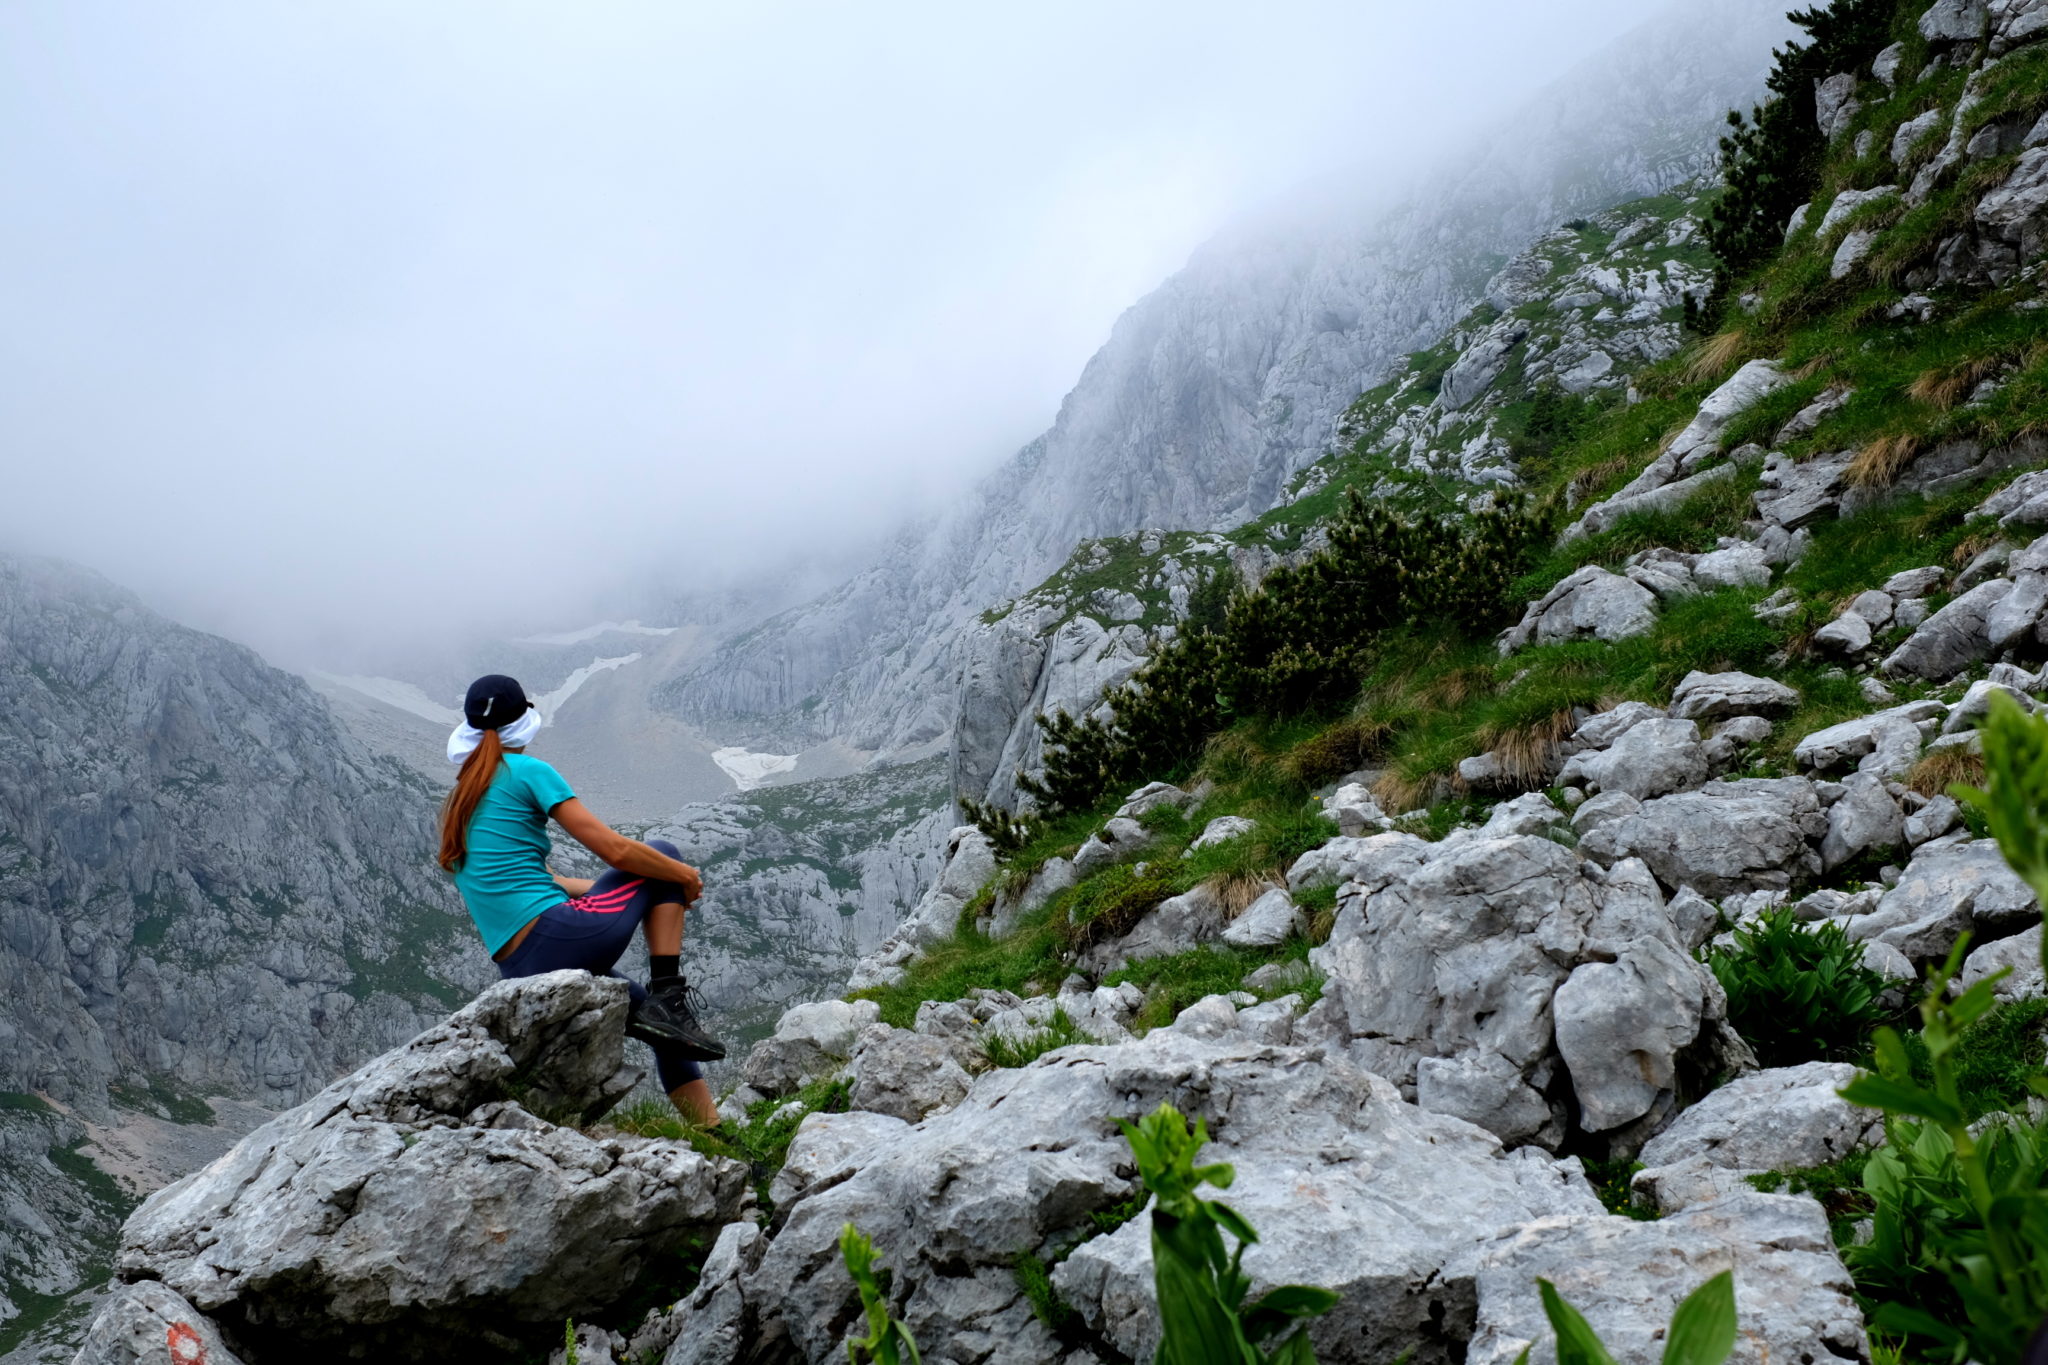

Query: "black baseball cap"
left=464, top=674, right=535, bottom=730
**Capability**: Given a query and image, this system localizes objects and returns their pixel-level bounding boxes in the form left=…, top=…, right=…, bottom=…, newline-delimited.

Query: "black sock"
left=649, top=955, right=680, bottom=982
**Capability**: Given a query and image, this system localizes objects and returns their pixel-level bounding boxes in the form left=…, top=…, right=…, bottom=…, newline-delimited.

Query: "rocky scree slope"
left=649, top=0, right=1801, bottom=766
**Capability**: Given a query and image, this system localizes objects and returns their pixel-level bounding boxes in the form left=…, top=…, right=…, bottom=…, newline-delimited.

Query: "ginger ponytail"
left=438, top=728, right=505, bottom=872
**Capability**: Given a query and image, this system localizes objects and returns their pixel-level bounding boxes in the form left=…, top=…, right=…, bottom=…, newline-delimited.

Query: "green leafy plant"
left=1120, top=1103, right=1338, bottom=1363
left=1839, top=942, right=2048, bottom=1363
left=1516, top=1270, right=1737, bottom=1365
left=840, top=1223, right=922, bottom=1365
left=1704, top=907, right=1891, bottom=1067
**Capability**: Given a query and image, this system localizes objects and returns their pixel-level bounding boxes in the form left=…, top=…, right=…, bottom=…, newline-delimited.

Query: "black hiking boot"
left=628, top=976, right=727, bottom=1061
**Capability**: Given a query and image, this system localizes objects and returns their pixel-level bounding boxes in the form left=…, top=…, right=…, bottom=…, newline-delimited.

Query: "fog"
left=1, top=0, right=1653, bottom=664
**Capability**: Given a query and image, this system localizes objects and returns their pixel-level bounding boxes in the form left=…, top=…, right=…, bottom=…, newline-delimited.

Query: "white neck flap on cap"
left=445, top=707, right=543, bottom=765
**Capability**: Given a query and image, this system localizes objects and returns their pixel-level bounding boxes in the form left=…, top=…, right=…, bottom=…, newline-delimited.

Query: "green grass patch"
left=1895, top=997, right=2048, bottom=1121
left=109, top=1075, right=217, bottom=1126
left=983, top=1006, right=1100, bottom=1069
left=1105, top=942, right=1316, bottom=1032
left=1582, top=1159, right=1658, bottom=1221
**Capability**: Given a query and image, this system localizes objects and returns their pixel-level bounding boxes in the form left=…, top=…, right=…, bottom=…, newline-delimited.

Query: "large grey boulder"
left=1630, top=1062, right=1884, bottom=1214
left=72, top=1281, right=247, bottom=1365
left=1498, top=566, right=1658, bottom=654
left=659, top=1221, right=768, bottom=1365
left=110, top=973, right=749, bottom=1362
left=746, top=1027, right=1602, bottom=1365
left=1562, top=362, right=1786, bottom=541
left=1985, top=533, right=2048, bottom=649
left=1960, top=924, right=2045, bottom=1001
left=1221, top=887, right=1305, bottom=949
left=769, top=1109, right=912, bottom=1209
left=1793, top=701, right=1946, bottom=776
left=1572, top=701, right=1668, bottom=749
left=1821, top=772, right=1906, bottom=872
left=1072, top=816, right=1152, bottom=876
left=1306, top=836, right=1747, bottom=1149
left=848, top=1024, right=973, bottom=1122
left=1286, top=831, right=1432, bottom=891
left=742, top=998, right=883, bottom=1095
left=1558, top=718, right=1706, bottom=800
left=1670, top=671, right=1800, bottom=722
left=1883, top=578, right=2016, bottom=680
left=1080, top=880, right=1228, bottom=974
left=1755, top=450, right=1855, bottom=530
left=1441, top=317, right=1532, bottom=411
left=1467, top=1193, right=1867, bottom=1365
left=1576, top=778, right=1829, bottom=897
left=1847, top=839, right=2039, bottom=959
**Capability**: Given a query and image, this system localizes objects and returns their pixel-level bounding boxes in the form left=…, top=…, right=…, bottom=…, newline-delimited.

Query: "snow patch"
left=712, top=746, right=799, bottom=791
left=517, top=620, right=678, bottom=646
left=316, top=674, right=461, bottom=726
left=535, top=654, right=641, bottom=719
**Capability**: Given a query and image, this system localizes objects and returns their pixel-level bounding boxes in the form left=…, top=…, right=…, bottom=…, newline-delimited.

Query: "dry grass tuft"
left=1792, top=354, right=1837, bottom=381
left=1214, top=874, right=1280, bottom=919
left=1845, top=433, right=1923, bottom=489
left=1685, top=330, right=1749, bottom=385
left=1568, top=454, right=1633, bottom=508
left=1372, top=770, right=1445, bottom=816
left=1904, top=748, right=1986, bottom=798
left=1306, top=906, right=1337, bottom=945
left=1282, top=717, right=1392, bottom=788
left=1417, top=666, right=1496, bottom=711
left=1473, top=708, right=1578, bottom=790
left=1950, top=531, right=2002, bottom=566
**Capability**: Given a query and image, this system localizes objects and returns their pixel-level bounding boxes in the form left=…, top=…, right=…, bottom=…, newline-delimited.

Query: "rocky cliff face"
left=650, top=0, right=1801, bottom=770
left=0, top=555, right=485, bottom=1117
left=0, top=554, right=492, bottom=1357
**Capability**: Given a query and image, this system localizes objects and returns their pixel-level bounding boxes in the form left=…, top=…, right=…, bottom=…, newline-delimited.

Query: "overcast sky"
left=0, top=0, right=1658, bottom=663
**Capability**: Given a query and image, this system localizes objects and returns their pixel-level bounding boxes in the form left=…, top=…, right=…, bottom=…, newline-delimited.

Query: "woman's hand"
left=550, top=798, right=704, bottom=904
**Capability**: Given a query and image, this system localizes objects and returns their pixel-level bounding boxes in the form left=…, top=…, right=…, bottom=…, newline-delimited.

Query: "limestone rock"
left=1573, top=701, right=1668, bottom=749
left=1630, top=1062, right=1883, bottom=1214
left=743, top=998, right=883, bottom=1095
left=1116, top=781, right=1199, bottom=821
left=1221, top=887, right=1305, bottom=949
left=1188, top=815, right=1257, bottom=851
left=1882, top=565, right=1946, bottom=597
left=1821, top=772, right=1906, bottom=872
left=770, top=1110, right=913, bottom=1209
left=1922, top=0, right=1990, bottom=42
left=1883, top=578, right=2016, bottom=680
left=1793, top=701, right=1945, bottom=776
left=1847, top=839, right=2038, bottom=960
left=1499, top=566, right=1658, bottom=654
left=1815, top=611, right=1874, bottom=655
left=1959, top=924, right=2045, bottom=1001
left=1577, top=778, right=1828, bottom=897
left=71, top=1281, right=247, bottom=1365
left=658, top=1221, right=768, bottom=1365
left=1670, top=671, right=1800, bottom=721
left=111, top=974, right=749, bottom=1362
left=1755, top=450, right=1854, bottom=530
left=1081, top=881, right=1227, bottom=973
left=1286, top=831, right=1432, bottom=892
left=847, top=826, right=998, bottom=990
left=1560, top=718, right=1707, bottom=799
left=849, top=1024, right=973, bottom=1123
left=1467, top=1193, right=1867, bottom=1365
left=1072, top=816, right=1151, bottom=876
left=1309, top=835, right=1743, bottom=1147
left=1906, top=794, right=1962, bottom=846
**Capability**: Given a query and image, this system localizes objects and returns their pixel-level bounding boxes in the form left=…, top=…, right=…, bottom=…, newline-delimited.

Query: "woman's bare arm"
left=550, top=798, right=703, bottom=904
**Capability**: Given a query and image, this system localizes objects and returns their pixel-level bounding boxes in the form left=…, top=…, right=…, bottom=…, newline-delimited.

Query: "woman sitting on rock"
left=438, top=673, right=726, bottom=1125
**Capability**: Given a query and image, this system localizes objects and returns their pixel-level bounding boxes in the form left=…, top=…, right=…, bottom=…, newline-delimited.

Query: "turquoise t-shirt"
left=451, top=753, right=578, bottom=954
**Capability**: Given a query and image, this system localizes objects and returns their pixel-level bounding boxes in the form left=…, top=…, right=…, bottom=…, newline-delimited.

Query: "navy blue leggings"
left=496, top=839, right=703, bottom=1092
